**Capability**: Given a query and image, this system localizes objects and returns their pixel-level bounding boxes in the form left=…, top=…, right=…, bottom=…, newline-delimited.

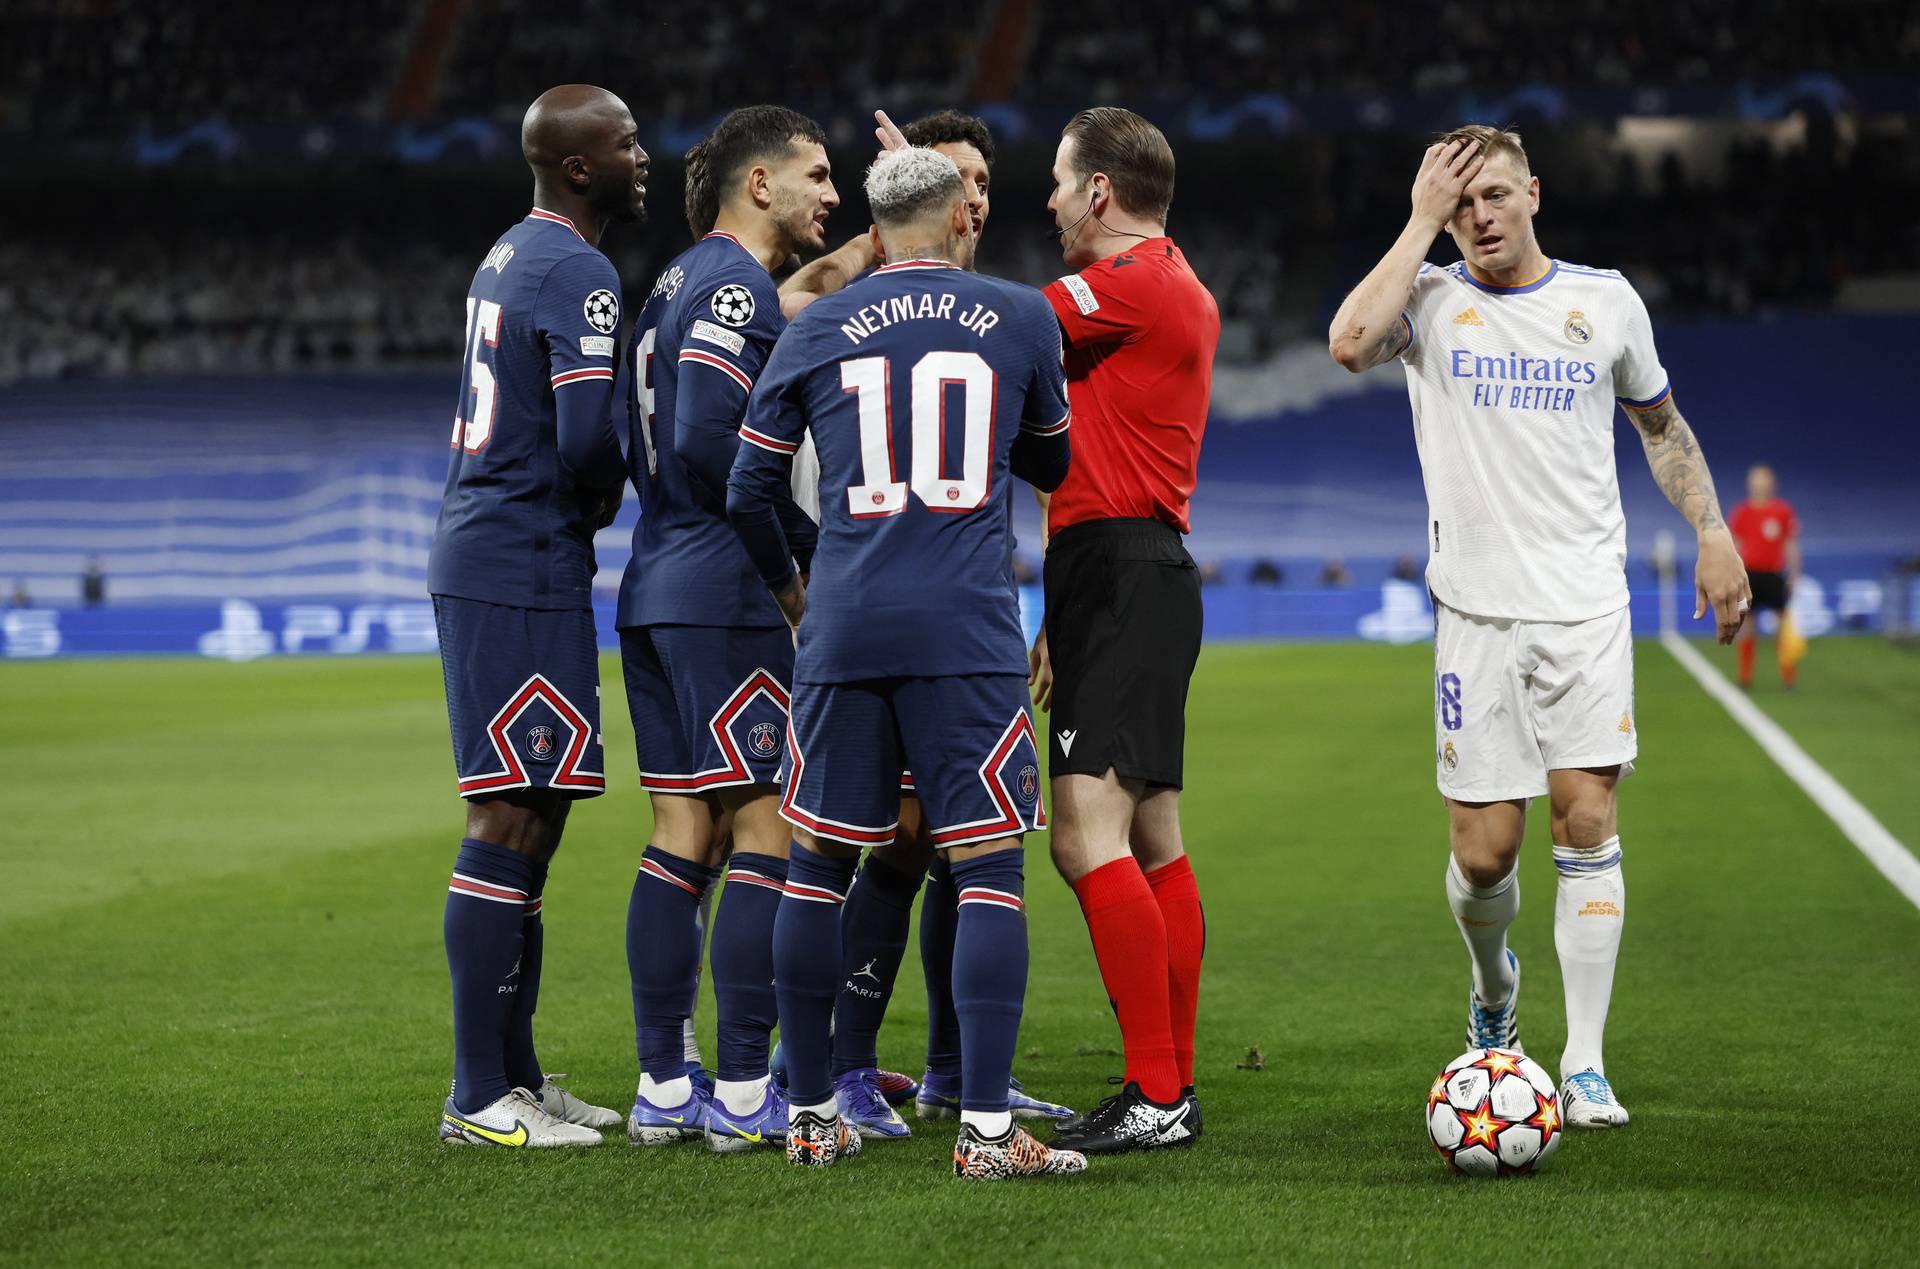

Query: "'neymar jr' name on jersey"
left=1449, top=348, right=1600, bottom=413
left=838, top=291, right=1002, bottom=345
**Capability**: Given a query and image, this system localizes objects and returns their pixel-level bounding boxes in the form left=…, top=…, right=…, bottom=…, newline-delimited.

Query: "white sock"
left=1553, top=837, right=1625, bottom=1078
left=790, top=1098, right=835, bottom=1124
left=639, top=1073, right=691, bottom=1108
left=962, top=1109, right=1012, bottom=1138
left=716, top=1075, right=769, bottom=1117
left=1446, top=853, right=1518, bottom=1003
left=681, top=1019, right=703, bottom=1068
left=684, top=890, right=712, bottom=1067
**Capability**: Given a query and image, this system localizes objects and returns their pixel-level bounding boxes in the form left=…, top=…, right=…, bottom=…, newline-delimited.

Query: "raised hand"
left=874, top=109, right=909, bottom=154
left=1411, top=140, right=1484, bottom=231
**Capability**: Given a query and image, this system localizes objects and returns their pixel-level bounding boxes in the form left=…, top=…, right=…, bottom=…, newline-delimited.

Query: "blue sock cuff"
left=857, top=853, right=924, bottom=907
left=639, top=845, right=719, bottom=897
left=948, top=850, right=1025, bottom=907
left=530, top=858, right=550, bottom=900
left=727, top=851, right=790, bottom=886
left=786, top=844, right=857, bottom=900
left=453, top=838, right=536, bottom=892
left=927, top=855, right=955, bottom=889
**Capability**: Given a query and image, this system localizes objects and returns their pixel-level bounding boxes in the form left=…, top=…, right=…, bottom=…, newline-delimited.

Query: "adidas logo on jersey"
left=1452, top=308, right=1485, bottom=326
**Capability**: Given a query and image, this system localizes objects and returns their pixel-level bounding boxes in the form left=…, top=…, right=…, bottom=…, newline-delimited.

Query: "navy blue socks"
left=774, top=843, right=857, bottom=1109
left=832, top=852, right=923, bottom=1075
left=628, top=846, right=718, bottom=1085
left=503, top=856, right=548, bottom=1092
left=949, top=850, right=1028, bottom=1114
left=710, top=851, right=789, bottom=1081
left=920, top=854, right=964, bottom=1081
left=445, top=838, right=536, bottom=1114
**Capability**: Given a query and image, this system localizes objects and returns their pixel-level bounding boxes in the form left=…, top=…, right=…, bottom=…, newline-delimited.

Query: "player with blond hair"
left=1329, top=124, right=1750, bottom=1128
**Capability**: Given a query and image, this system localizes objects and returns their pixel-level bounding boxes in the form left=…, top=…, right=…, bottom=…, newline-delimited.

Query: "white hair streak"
left=864, top=146, right=963, bottom=221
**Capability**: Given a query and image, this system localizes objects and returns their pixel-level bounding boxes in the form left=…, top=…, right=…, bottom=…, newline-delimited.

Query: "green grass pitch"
left=5, top=639, right=1919, bottom=1265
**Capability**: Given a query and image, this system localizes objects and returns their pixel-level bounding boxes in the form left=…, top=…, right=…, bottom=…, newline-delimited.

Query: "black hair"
left=901, top=110, right=995, bottom=167
left=705, top=105, right=828, bottom=206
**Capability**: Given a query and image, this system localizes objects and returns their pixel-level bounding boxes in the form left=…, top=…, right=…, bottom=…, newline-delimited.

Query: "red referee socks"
left=1072, top=858, right=1180, bottom=1103
left=1145, top=855, right=1205, bottom=1089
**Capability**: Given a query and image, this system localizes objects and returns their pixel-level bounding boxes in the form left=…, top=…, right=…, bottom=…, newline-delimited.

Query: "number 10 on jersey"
left=842, top=350, right=996, bottom=517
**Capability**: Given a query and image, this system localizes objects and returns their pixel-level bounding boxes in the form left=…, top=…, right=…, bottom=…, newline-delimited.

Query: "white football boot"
left=440, top=1086, right=604, bottom=1147
left=535, top=1074, right=623, bottom=1129
left=1560, top=1068, right=1630, bottom=1129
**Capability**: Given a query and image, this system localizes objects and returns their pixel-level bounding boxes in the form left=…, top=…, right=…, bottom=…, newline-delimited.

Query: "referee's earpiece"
left=1048, top=191, right=1099, bottom=240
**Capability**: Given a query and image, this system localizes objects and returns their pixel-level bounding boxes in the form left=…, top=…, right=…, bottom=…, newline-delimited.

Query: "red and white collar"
left=874, top=259, right=960, bottom=272
left=527, top=208, right=585, bottom=241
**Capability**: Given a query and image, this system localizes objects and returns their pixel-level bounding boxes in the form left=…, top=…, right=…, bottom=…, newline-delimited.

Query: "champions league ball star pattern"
left=1426, top=1048, right=1562, bottom=1176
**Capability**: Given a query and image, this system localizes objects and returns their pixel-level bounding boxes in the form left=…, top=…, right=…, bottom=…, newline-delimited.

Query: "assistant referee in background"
left=1032, top=107, right=1221, bottom=1156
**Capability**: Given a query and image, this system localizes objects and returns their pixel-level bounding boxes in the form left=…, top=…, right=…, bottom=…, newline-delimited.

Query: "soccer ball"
left=1426, top=1048, right=1562, bottom=1177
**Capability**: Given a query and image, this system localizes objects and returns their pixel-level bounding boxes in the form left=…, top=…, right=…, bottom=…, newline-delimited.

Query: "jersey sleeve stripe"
left=551, top=367, right=615, bottom=388
left=678, top=348, right=753, bottom=392
left=739, top=425, right=799, bottom=454
left=1617, top=382, right=1672, bottom=411
left=1023, top=409, right=1071, bottom=436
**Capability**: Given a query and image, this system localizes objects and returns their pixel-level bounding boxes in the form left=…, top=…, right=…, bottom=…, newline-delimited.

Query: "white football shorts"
left=1431, top=601, right=1637, bottom=802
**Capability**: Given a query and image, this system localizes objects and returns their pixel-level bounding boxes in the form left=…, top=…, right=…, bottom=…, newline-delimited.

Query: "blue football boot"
left=625, top=1083, right=711, bottom=1146
left=835, top=1069, right=912, bottom=1139
left=705, top=1082, right=789, bottom=1153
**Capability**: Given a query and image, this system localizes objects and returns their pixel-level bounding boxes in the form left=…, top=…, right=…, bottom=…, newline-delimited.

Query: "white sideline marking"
left=1662, top=632, right=1920, bottom=911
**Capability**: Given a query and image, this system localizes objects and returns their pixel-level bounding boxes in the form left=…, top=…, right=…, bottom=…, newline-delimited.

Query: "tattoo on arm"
left=1628, top=399, right=1725, bottom=533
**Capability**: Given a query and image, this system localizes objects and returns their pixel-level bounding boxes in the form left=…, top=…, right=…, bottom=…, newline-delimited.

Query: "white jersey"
left=1397, top=258, right=1670, bottom=622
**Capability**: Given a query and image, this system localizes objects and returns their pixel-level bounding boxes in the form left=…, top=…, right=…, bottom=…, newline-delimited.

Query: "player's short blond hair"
left=1436, top=124, right=1530, bottom=176
left=865, top=146, right=966, bottom=226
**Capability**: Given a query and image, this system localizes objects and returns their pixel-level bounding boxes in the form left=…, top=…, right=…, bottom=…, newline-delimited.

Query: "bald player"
left=430, top=85, right=647, bottom=1148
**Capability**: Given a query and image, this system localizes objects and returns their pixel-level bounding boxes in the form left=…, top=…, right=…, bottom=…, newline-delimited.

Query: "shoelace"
left=844, top=1072, right=894, bottom=1118
left=1564, top=1071, right=1614, bottom=1104
left=1468, top=999, right=1516, bottom=1048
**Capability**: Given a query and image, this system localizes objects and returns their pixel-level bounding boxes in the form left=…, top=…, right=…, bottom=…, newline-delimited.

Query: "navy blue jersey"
left=429, top=209, right=626, bottom=610
left=618, top=231, right=810, bottom=629
left=728, top=260, right=1070, bottom=684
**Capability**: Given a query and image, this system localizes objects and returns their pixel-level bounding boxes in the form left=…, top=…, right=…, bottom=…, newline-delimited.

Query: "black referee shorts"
left=1042, top=517, right=1203, bottom=788
left=1748, top=570, right=1790, bottom=613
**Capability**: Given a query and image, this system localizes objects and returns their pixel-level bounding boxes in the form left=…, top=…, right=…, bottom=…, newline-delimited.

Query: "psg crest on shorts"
left=1017, top=764, right=1040, bottom=804
left=710, top=284, right=755, bottom=327
left=526, top=726, right=558, bottom=763
left=747, top=721, right=781, bottom=761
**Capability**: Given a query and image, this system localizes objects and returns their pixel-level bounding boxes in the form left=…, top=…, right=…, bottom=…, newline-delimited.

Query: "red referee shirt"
left=1729, top=498, right=1798, bottom=573
left=1042, top=238, right=1219, bottom=535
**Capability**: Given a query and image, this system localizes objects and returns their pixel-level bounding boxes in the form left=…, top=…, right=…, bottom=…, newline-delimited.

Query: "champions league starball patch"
left=747, top=721, right=781, bottom=761
left=710, top=284, right=756, bottom=327
left=526, top=726, right=558, bottom=763
left=583, top=288, right=620, bottom=334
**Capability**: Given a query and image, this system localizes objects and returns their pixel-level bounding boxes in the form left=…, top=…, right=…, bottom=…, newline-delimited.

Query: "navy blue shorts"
left=782, top=674, right=1044, bottom=849
left=620, top=623, right=793, bottom=794
left=433, top=596, right=605, bottom=800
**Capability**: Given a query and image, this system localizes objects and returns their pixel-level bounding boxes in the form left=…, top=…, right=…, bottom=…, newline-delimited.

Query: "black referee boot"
left=1047, top=1081, right=1198, bottom=1155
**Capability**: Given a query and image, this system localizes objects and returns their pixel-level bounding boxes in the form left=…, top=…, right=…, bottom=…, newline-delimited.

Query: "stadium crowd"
left=4, top=0, right=1916, bottom=136
left=6, top=123, right=1911, bottom=382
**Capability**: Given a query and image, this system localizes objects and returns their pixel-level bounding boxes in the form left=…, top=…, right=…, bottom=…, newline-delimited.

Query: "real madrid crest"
left=1441, top=740, right=1459, bottom=773
left=1563, top=309, right=1592, bottom=345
